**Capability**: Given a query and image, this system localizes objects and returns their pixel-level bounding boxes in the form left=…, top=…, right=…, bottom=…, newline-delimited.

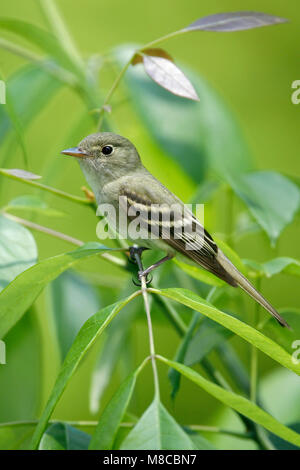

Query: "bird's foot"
left=132, top=271, right=153, bottom=287
left=129, top=245, right=152, bottom=286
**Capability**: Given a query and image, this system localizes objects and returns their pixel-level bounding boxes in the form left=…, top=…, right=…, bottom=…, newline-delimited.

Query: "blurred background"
left=0, top=0, right=299, bottom=450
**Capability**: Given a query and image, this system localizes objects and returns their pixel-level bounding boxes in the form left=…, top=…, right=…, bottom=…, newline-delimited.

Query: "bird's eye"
left=101, top=145, right=113, bottom=156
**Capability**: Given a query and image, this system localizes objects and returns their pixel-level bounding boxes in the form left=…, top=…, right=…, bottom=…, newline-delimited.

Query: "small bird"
left=62, top=132, right=290, bottom=328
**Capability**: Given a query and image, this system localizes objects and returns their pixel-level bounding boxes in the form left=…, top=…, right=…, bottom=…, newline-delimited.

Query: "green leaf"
left=120, top=399, right=196, bottom=450
left=157, top=356, right=300, bottom=448
left=174, top=258, right=223, bottom=287
left=116, top=45, right=252, bottom=183
left=0, top=215, right=38, bottom=292
left=183, top=12, right=287, bottom=32
left=184, top=317, right=233, bottom=366
left=89, top=294, right=139, bottom=414
left=0, top=422, right=36, bottom=450
left=30, top=292, right=139, bottom=450
left=0, top=242, right=117, bottom=339
left=49, top=271, right=101, bottom=360
left=261, top=308, right=300, bottom=353
left=188, top=433, right=216, bottom=450
left=215, top=238, right=249, bottom=277
left=0, top=18, right=78, bottom=72
left=244, top=257, right=300, bottom=279
left=0, top=311, right=41, bottom=422
left=231, top=171, right=300, bottom=245
left=0, top=64, right=61, bottom=145
left=89, top=363, right=145, bottom=450
left=0, top=64, right=60, bottom=165
left=149, top=288, right=300, bottom=376
left=268, top=423, right=300, bottom=450
left=168, top=313, right=200, bottom=400
left=39, top=423, right=91, bottom=450
left=5, top=195, right=65, bottom=217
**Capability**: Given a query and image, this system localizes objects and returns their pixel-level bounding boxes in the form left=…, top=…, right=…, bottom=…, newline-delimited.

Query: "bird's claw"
left=132, top=271, right=153, bottom=287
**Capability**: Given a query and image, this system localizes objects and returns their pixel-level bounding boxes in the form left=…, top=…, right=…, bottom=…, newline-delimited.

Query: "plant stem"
left=0, top=169, right=94, bottom=207
left=250, top=278, right=261, bottom=403
left=141, top=276, right=160, bottom=400
left=226, top=185, right=234, bottom=247
left=0, top=419, right=252, bottom=439
left=2, top=212, right=127, bottom=268
left=97, top=58, right=132, bottom=130
left=38, top=0, right=84, bottom=72
left=140, top=29, right=187, bottom=50
left=0, top=37, right=78, bottom=87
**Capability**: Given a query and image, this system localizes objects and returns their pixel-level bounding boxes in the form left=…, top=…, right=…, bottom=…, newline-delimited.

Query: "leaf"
left=116, top=45, right=252, bottom=182
left=120, top=399, right=195, bottom=450
left=0, top=422, right=36, bottom=450
left=30, top=293, right=139, bottom=450
left=0, top=215, right=38, bottom=291
left=89, top=295, right=139, bottom=414
left=174, top=259, right=224, bottom=287
left=183, top=12, right=287, bottom=32
left=5, top=195, right=65, bottom=217
left=141, top=55, right=199, bottom=101
left=39, top=423, right=91, bottom=450
left=0, top=169, right=41, bottom=180
left=261, top=308, right=300, bottom=353
left=261, top=257, right=300, bottom=278
left=49, top=271, right=101, bottom=360
left=186, top=431, right=216, bottom=450
left=184, top=317, right=233, bottom=366
left=231, top=171, right=300, bottom=245
left=89, top=363, right=145, bottom=450
left=149, top=288, right=300, bottom=376
left=158, top=356, right=300, bottom=448
left=0, top=242, right=117, bottom=339
left=0, top=311, right=41, bottom=422
left=168, top=313, right=200, bottom=400
left=268, top=423, right=300, bottom=450
left=132, top=48, right=173, bottom=65
left=0, top=18, right=78, bottom=72
left=215, top=238, right=249, bottom=277
left=0, top=64, right=61, bottom=148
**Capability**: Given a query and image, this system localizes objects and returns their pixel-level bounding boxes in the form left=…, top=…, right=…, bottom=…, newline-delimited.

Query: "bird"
left=61, top=132, right=290, bottom=329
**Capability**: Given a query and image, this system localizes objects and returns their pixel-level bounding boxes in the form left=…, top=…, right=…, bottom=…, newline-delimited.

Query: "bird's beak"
left=61, top=147, right=88, bottom=158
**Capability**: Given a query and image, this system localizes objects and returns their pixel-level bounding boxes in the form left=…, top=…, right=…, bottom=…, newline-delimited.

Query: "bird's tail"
left=216, top=249, right=291, bottom=329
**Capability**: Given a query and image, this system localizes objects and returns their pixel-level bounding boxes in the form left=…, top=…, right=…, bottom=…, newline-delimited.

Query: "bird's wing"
left=119, top=183, right=237, bottom=286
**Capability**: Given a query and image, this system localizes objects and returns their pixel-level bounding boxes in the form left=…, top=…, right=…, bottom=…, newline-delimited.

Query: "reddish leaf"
left=183, top=11, right=287, bottom=32
left=132, top=48, right=173, bottom=65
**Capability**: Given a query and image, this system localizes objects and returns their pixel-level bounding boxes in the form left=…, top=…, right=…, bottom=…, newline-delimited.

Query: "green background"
left=0, top=0, right=299, bottom=450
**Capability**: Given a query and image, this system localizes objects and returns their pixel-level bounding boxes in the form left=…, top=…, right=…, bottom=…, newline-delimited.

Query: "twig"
left=2, top=212, right=127, bottom=268
left=0, top=169, right=94, bottom=207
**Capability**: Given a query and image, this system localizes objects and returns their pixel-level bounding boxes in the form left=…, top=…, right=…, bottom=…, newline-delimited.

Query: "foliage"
left=0, top=1, right=299, bottom=451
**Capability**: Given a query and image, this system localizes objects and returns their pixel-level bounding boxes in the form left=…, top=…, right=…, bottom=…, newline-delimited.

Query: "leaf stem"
left=2, top=212, right=127, bottom=268
left=38, top=0, right=84, bottom=72
left=0, top=37, right=78, bottom=87
left=141, top=276, right=160, bottom=400
left=97, top=58, right=132, bottom=130
left=250, top=278, right=261, bottom=403
left=0, top=169, right=94, bottom=207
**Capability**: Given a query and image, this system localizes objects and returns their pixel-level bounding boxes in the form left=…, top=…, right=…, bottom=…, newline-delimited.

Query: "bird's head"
left=61, top=132, right=142, bottom=185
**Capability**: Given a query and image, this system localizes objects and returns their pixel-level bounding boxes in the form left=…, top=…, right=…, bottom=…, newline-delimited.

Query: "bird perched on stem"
left=62, top=132, right=290, bottom=329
